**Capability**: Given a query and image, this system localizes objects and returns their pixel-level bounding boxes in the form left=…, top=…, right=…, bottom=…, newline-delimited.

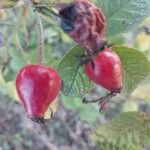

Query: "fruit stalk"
left=35, top=10, right=44, bottom=65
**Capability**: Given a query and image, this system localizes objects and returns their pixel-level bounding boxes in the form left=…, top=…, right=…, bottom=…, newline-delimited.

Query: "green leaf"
left=0, top=0, right=18, bottom=8
left=0, top=33, right=10, bottom=65
left=107, top=34, right=124, bottom=45
left=62, top=94, right=99, bottom=123
left=0, top=70, right=18, bottom=100
left=9, top=48, right=26, bottom=72
left=92, top=112, right=150, bottom=150
left=57, top=45, right=91, bottom=98
left=0, top=46, right=10, bottom=65
left=96, top=0, right=150, bottom=37
left=113, top=46, right=150, bottom=95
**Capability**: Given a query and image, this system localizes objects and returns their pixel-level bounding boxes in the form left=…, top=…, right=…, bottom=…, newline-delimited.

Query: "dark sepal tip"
left=30, top=117, right=46, bottom=124
left=82, top=97, right=88, bottom=104
left=59, top=4, right=77, bottom=22
left=99, top=108, right=104, bottom=114
left=61, top=20, right=74, bottom=32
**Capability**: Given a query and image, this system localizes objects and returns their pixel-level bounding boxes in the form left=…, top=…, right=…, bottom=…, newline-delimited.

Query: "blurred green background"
left=0, top=3, right=150, bottom=150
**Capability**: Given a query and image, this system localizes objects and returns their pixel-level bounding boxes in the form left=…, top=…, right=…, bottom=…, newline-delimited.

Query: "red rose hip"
left=16, top=65, right=61, bottom=121
left=85, top=48, right=123, bottom=92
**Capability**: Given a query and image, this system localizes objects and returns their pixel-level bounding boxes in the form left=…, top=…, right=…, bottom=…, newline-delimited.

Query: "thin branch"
left=34, top=5, right=61, bottom=19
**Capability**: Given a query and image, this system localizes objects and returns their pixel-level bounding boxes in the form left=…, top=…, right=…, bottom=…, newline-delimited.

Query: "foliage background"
left=0, top=0, right=150, bottom=149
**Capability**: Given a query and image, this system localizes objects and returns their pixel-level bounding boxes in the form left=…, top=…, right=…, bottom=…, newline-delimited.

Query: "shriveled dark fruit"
left=59, top=0, right=106, bottom=52
left=16, top=64, right=61, bottom=122
left=85, top=48, right=123, bottom=92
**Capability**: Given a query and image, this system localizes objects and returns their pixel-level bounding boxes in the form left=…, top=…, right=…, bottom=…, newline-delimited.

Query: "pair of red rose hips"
left=16, top=47, right=123, bottom=122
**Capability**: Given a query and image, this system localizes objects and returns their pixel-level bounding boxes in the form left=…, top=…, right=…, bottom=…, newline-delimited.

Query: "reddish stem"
left=35, top=10, right=44, bottom=65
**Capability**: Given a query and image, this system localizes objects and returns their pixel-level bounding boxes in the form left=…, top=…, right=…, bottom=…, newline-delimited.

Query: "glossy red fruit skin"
left=85, top=48, right=123, bottom=92
left=16, top=65, right=61, bottom=118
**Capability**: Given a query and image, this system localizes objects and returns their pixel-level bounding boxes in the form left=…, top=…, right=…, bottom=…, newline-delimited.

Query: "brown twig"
left=82, top=92, right=118, bottom=104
